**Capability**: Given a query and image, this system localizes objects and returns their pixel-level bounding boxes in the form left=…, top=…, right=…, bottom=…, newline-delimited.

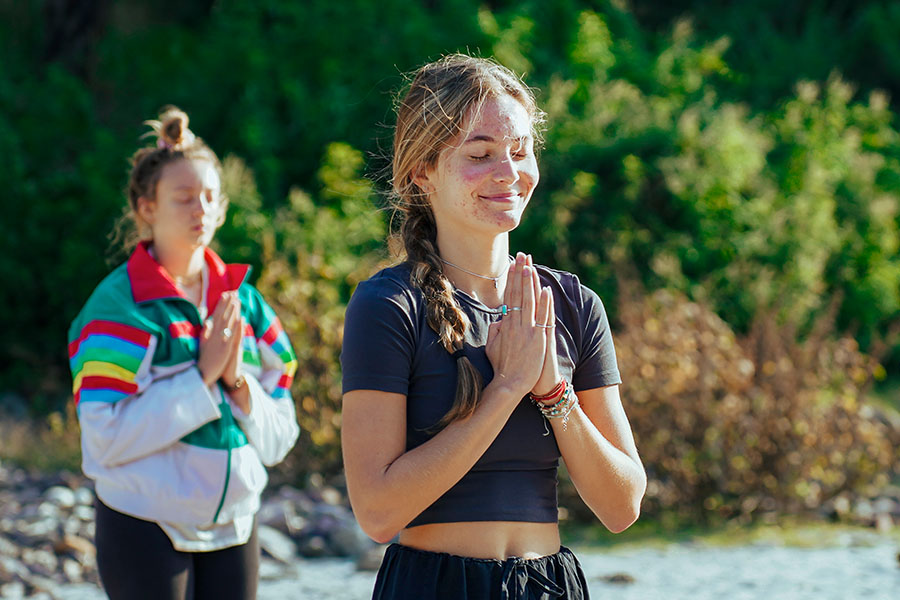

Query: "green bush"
left=601, top=282, right=897, bottom=523
left=219, top=144, right=387, bottom=477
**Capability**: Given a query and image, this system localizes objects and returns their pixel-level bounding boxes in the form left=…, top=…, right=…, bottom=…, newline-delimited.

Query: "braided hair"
left=390, top=55, right=544, bottom=429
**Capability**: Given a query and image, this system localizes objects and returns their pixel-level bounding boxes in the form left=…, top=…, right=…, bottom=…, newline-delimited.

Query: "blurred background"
left=2, top=0, right=900, bottom=539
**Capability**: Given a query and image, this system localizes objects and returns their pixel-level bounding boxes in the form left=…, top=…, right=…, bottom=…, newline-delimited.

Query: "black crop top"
left=340, top=262, right=621, bottom=527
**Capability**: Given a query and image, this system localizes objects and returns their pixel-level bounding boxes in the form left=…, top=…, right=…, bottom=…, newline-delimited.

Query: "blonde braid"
left=402, top=206, right=483, bottom=429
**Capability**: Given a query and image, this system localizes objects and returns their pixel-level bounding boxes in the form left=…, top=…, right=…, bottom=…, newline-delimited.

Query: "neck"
left=153, top=243, right=206, bottom=285
left=434, top=231, right=510, bottom=305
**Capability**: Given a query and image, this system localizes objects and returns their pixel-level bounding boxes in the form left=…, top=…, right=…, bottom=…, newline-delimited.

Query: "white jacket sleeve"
left=228, top=374, right=299, bottom=466
left=79, top=367, right=222, bottom=468
left=226, top=289, right=300, bottom=466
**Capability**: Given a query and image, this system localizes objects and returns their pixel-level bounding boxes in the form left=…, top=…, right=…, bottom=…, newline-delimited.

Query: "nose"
left=192, top=191, right=216, bottom=216
left=493, top=151, right=520, bottom=185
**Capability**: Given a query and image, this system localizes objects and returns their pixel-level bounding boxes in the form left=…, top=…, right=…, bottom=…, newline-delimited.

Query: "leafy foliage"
left=2, top=1, right=899, bottom=518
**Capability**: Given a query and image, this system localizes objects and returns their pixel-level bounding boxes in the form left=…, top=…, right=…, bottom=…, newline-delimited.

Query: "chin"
left=492, top=211, right=523, bottom=233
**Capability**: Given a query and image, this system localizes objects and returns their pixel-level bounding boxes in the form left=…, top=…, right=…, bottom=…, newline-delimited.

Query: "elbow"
left=352, top=507, right=401, bottom=544
left=599, top=482, right=646, bottom=534
left=604, top=504, right=641, bottom=534
left=348, top=489, right=404, bottom=544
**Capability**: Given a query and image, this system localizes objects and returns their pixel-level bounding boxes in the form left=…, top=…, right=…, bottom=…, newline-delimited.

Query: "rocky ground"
left=2, top=459, right=899, bottom=599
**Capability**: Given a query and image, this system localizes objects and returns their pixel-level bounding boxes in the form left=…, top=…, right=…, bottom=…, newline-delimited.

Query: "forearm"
left=228, top=375, right=299, bottom=466
left=553, top=405, right=646, bottom=533
left=350, top=381, right=523, bottom=542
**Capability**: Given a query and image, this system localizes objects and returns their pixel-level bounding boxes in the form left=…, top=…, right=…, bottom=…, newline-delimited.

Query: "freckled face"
left=419, top=94, right=539, bottom=239
left=139, top=158, right=223, bottom=253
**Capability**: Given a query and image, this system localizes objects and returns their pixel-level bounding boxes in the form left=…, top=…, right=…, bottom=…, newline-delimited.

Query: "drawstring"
left=499, top=557, right=565, bottom=600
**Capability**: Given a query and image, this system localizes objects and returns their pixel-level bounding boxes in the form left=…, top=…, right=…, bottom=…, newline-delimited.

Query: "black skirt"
left=372, top=543, right=590, bottom=600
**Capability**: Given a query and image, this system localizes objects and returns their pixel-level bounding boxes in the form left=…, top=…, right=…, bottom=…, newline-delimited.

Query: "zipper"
left=212, top=386, right=234, bottom=524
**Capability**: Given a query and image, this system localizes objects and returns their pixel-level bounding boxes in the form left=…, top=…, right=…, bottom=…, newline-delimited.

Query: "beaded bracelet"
left=532, top=383, right=579, bottom=430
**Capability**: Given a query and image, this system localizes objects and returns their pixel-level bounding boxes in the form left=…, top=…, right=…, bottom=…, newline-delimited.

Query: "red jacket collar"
left=127, top=242, right=251, bottom=315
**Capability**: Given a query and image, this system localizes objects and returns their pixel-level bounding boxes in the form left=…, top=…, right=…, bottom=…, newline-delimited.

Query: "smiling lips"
left=480, top=191, right=522, bottom=202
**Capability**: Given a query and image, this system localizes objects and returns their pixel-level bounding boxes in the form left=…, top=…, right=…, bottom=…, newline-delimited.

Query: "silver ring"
left=222, top=327, right=233, bottom=340
left=508, top=306, right=523, bottom=312
left=536, top=323, right=555, bottom=329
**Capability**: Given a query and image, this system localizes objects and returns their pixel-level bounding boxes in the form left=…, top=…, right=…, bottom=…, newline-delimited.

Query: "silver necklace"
left=439, top=257, right=511, bottom=289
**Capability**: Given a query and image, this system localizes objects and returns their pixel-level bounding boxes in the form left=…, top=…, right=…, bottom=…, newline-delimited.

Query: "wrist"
left=222, top=373, right=246, bottom=392
left=198, top=365, right=217, bottom=387
left=485, top=377, right=531, bottom=403
left=531, top=378, right=565, bottom=403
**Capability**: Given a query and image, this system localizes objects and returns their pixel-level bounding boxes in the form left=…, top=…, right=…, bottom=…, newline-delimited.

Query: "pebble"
left=2, top=458, right=899, bottom=600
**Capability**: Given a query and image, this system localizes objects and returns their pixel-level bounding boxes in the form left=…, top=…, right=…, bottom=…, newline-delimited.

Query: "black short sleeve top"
left=341, top=261, right=621, bottom=526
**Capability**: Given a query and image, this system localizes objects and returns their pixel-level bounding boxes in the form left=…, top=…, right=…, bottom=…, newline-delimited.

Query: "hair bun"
left=147, top=105, right=196, bottom=150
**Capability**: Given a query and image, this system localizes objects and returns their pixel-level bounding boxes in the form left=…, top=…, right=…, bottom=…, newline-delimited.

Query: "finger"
left=530, top=257, right=541, bottom=310
left=221, top=295, right=238, bottom=324
left=199, top=319, right=213, bottom=347
left=537, top=286, right=551, bottom=330
left=486, top=320, right=502, bottom=348
left=230, top=318, right=243, bottom=357
left=213, top=292, right=230, bottom=317
left=521, top=265, right=536, bottom=326
left=548, top=289, right=556, bottom=327
left=502, top=260, right=516, bottom=305
left=509, top=253, right=525, bottom=324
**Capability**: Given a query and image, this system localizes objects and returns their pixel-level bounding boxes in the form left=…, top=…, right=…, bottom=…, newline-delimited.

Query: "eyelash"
left=469, top=151, right=528, bottom=162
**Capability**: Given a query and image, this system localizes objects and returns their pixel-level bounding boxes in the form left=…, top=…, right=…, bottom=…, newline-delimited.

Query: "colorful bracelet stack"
left=530, top=380, right=579, bottom=430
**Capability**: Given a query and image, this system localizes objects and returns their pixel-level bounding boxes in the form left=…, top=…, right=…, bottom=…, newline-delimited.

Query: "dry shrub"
left=578, top=285, right=900, bottom=524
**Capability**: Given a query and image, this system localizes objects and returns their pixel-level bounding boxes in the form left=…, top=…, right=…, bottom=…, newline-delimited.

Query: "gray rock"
left=874, top=513, right=894, bottom=533
left=356, top=544, right=387, bottom=571
left=72, top=504, right=95, bottom=521
left=275, top=485, right=316, bottom=516
left=0, top=555, right=30, bottom=580
left=13, top=517, right=57, bottom=544
left=330, top=518, right=375, bottom=557
left=596, top=572, right=636, bottom=584
left=259, top=557, right=289, bottom=580
left=258, top=525, right=298, bottom=564
left=0, top=581, right=26, bottom=599
left=21, top=548, right=59, bottom=578
left=74, top=487, right=94, bottom=507
left=62, top=558, right=83, bottom=583
left=257, top=499, right=307, bottom=536
left=297, top=535, right=328, bottom=558
left=872, top=497, right=896, bottom=515
left=36, top=502, right=61, bottom=519
left=319, top=486, right=343, bottom=506
left=21, top=573, right=59, bottom=595
left=0, top=533, right=19, bottom=557
left=63, top=516, right=83, bottom=536
left=53, top=534, right=96, bottom=561
left=854, top=499, right=874, bottom=521
left=44, top=486, right=77, bottom=509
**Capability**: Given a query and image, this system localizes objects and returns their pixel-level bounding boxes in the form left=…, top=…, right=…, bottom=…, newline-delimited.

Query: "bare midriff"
left=398, top=521, right=560, bottom=560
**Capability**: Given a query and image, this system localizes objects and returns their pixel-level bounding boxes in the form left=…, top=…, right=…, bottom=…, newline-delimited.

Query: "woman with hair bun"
left=341, top=54, right=647, bottom=599
left=68, top=106, right=299, bottom=599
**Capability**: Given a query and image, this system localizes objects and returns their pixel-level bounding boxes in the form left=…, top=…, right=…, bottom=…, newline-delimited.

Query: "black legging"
left=94, top=499, right=260, bottom=600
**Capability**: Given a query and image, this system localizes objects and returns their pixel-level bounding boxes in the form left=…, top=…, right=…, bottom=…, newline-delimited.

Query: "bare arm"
left=550, top=385, right=646, bottom=533
left=525, top=255, right=645, bottom=532
left=342, top=381, right=523, bottom=543
left=342, top=255, right=548, bottom=543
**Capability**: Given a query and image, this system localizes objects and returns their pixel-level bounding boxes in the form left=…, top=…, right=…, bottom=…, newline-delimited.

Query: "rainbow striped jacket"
left=68, top=242, right=299, bottom=538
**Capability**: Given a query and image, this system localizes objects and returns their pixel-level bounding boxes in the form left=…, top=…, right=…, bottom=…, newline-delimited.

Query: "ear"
left=136, top=195, right=156, bottom=225
left=411, top=163, right=435, bottom=195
